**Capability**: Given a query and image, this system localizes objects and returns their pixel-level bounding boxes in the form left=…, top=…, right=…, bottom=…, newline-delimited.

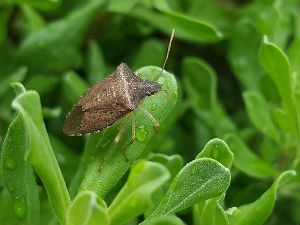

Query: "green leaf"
left=194, top=139, right=232, bottom=225
left=196, top=138, right=233, bottom=169
left=182, top=57, right=236, bottom=137
left=154, top=2, right=222, bottom=42
left=49, top=135, right=80, bottom=185
left=199, top=194, right=229, bottom=225
left=7, top=0, right=61, bottom=11
left=22, top=6, right=45, bottom=34
left=67, top=191, right=110, bottom=225
left=0, top=4, right=13, bottom=43
left=147, top=153, right=183, bottom=181
left=80, top=66, right=178, bottom=198
left=273, top=107, right=294, bottom=132
left=287, top=36, right=300, bottom=120
left=0, top=189, right=18, bottom=225
left=228, top=170, right=296, bottom=225
left=18, top=0, right=106, bottom=73
left=108, top=0, right=147, bottom=13
left=132, top=7, right=219, bottom=43
left=259, top=36, right=296, bottom=130
left=143, top=158, right=231, bottom=224
left=25, top=74, right=59, bottom=96
left=228, top=19, right=263, bottom=90
left=86, top=40, right=108, bottom=84
left=11, top=87, right=70, bottom=224
left=0, top=112, right=39, bottom=224
left=132, top=39, right=166, bottom=71
left=243, top=90, right=279, bottom=142
left=0, top=66, right=27, bottom=98
left=68, top=132, right=103, bottom=199
left=63, top=71, right=89, bottom=104
left=225, top=133, right=278, bottom=179
left=287, top=37, right=300, bottom=78
left=42, top=107, right=61, bottom=119
left=147, top=215, right=185, bottom=225
left=108, top=160, right=170, bottom=225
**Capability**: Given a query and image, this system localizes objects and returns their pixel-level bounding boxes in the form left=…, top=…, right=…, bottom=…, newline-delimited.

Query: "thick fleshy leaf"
left=147, top=153, right=183, bottom=180
left=228, top=19, right=263, bottom=90
left=86, top=41, right=108, bottom=84
left=143, top=158, right=231, bottom=224
left=0, top=66, right=27, bottom=98
left=225, top=133, right=278, bottom=178
left=228, top=170, right=296, bottom=225
left=12, top=87, right=70, bottom=224
left=8, top=0, right=61, bottom=11
left=243, top=91, right=279, bottom=142
left=22, top=6, right=45, bottom=34
left=182, top=57, right=236, bottom=137
left=0, top=5, right=13, bottom=43
left=108, top=161, right=170, bottom=225
left=196, top=138, right=233, bottom=169
left=147, top=215, right=185, bottom=225
left=259, top=36, right=297, bottom=131
left=67, top=191, right=110, bottom=225
left=80, top=66, right=178, bottom=198
left=132, top=39, right=165, bottom=71
left=199, top=194, right=229, bottom=225
left=18, top=0, right=106, bottom=73
left=63, top=71, right=89, bottom=105
left=0, top=83, right=39, bottom=224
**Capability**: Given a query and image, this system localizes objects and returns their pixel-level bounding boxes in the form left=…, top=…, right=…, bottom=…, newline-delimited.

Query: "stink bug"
left=63, top=29, right=175, bottom=170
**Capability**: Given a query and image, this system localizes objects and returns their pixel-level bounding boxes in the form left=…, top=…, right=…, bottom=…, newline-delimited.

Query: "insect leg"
left=99, top=119, right=127, bottom=171
left=123, top=114, right=136, bottom=161
left=157, top=89, right=170, bottom=99
left=140, top=105, right=160, bottom=132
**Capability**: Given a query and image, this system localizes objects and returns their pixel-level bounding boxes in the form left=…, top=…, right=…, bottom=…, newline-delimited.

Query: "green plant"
left=0, top=0, right=299, bottom=225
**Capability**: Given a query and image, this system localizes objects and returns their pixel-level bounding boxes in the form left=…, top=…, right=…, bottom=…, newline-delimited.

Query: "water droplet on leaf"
left=13, top=196, right=26, bottom=219
left=136, top=125, right=147, bottom=142
left=151, top=104, right=157, bottom=111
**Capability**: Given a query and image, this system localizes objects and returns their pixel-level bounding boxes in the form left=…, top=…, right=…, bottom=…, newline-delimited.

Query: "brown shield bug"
left=63, top=29, right=175, bottom=170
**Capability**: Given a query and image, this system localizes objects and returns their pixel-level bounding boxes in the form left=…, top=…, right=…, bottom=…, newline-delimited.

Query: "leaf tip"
left=11, top=82, right=26, bottom=96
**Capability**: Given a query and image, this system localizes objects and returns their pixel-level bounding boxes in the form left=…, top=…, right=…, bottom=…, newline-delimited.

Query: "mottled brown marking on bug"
left=63, top=63, right=162, bottom=136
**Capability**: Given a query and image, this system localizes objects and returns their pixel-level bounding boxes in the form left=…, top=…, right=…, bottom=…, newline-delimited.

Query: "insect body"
left=63, top=29, right=174, bottom=169
left=63, top=63, right=161, bottom=136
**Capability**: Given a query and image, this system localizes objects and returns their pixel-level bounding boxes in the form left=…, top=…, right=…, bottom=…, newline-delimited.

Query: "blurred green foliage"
left=0, top=0, right=299, bottom=225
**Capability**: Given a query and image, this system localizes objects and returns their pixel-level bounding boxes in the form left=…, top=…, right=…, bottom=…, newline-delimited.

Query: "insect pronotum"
left=63, top=29, right=175, bottom=171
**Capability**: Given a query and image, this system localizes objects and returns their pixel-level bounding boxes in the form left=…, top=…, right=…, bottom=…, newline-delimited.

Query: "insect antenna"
left=154, top=28, right=175, bottom=82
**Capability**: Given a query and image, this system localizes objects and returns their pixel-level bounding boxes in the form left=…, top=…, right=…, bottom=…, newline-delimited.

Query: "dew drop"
left=173, top=91, right=178, bottom=97
left=151, top=103, right=157, bottom=111
left=136, top=125, right=147, bottom=142
left=13, top=196, right=26, bottom=220
left=4, top=158, right=16, bottom=170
